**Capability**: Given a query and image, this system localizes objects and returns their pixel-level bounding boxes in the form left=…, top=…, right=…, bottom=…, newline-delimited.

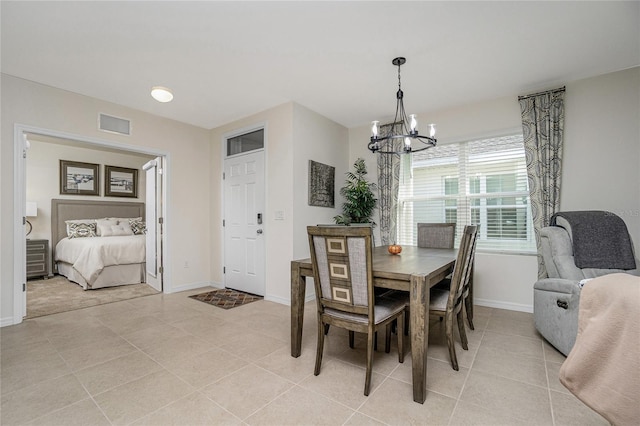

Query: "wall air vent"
left=99, top=113, right=131, bottom=136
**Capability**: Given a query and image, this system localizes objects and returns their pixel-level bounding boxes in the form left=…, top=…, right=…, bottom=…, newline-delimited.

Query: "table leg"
left=410, top=273, right=429, bottom=404
left=290, top=261, right=306, bottom=357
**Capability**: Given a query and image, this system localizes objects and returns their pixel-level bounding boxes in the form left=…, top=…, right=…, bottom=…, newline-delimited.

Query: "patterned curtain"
left=519, top=87, right=565, bottom=278
left=377, top=123, right=403, bottom=246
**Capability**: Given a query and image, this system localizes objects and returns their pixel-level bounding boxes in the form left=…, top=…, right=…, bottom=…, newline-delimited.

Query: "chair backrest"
left=417, top=223, right=456, bottom=249
left=447, top=225, right=478, bottom=311
left=307, top=225, right=374, bottom=318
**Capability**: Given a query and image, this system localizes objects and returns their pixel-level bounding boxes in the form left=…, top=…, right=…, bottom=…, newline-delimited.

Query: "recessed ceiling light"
left=151, top=86, right=173, bottom=103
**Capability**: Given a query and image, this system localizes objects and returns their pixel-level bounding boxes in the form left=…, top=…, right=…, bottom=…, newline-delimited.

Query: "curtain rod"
left=518, top=86, right=566, bottom=101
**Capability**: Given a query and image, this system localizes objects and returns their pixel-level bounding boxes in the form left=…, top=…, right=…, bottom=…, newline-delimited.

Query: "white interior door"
left=224, top=150, right=265, bottom=296
left=143, top=158, right=163, bottom=291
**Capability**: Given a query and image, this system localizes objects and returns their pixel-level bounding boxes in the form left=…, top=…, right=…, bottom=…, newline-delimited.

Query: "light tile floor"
left=1, top=288, right=608, bottom=426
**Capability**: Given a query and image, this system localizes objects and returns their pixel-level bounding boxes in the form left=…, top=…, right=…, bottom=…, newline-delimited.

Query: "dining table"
left=290, top=244, right=458, bottom=404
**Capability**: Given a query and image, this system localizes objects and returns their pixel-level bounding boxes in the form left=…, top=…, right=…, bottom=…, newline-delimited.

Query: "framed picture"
left=105, top=165, right=138, bottom=198
left=60, top=160, right=100, bottom=196
left=308, top=160, right=335, bottom=207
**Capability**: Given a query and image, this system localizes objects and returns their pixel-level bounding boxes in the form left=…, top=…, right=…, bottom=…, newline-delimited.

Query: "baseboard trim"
left=1, top=316, right=19, bottom=327
left=166, top=281, right=219, bottom=294
left=475, top=298, right=533, bottom=313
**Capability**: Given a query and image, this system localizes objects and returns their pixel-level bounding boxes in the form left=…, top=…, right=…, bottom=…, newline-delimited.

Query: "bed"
left=51, top=199, right=146, bottom=290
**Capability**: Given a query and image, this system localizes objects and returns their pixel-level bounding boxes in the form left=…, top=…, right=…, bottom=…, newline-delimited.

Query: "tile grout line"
left=447, top=309, right=491, bottom=426
left=542, top=340, right=558, bottom=426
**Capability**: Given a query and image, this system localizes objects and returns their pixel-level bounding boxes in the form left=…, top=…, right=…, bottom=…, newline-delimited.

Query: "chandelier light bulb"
left=404, top=137, right=411, bottom=149
left=371, top=121, right=379, bottom=138
left=151, top=86, right=174, bottom=103
left=410, top=114, right=418, bottom=133
left=429, top=124, right=437, bottom=138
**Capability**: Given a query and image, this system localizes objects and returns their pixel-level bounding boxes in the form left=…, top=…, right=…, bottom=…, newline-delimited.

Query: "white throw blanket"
left=55, top=235, right=145, bottom=285
left=559, top=273, right=640, bottom=425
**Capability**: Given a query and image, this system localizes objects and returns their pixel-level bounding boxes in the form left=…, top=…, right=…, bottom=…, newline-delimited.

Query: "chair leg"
left=314, top=320, right=325, bottom=376
left=364, top=330, right=374, bottom=396
left=349, top=330, right=355, bottom=349
left=457, top=310, right=469, bottom=350
left=445, top=313, right=459, bottom=371
left=385, top=324, right=391, bottom=353
left=464, top=295, right=475, bottom=330
left=404, top=309, right=410, bottom=335
left=397, top=313, right=405, bottom=363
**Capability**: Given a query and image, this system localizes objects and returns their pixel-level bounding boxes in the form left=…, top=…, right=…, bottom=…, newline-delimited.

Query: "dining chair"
left=307, top=225, right=406, bottom=396
left=417, top=222, right=456, bottom=249
left=418, top=222, right=475, bottom=330
left=429, top=224, right=478, bottom=370
left=395, top=222, right=457, bottom=335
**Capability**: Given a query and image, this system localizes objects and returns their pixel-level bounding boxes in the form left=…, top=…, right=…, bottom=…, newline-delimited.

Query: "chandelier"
left=368, top=57, right=437, bottom=154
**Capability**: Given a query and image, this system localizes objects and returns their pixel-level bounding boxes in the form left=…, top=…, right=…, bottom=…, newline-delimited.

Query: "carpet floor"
left=189, top=288, right=263, bottom=309
left=26, top=275, right=160, bottom=319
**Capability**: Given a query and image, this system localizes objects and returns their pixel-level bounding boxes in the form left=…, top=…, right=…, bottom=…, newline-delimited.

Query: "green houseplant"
left=333, top=158, right=377, bottom=225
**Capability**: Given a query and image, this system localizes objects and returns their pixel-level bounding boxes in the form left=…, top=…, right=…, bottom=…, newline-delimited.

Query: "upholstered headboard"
left=51, top=198, right=145, bottom=249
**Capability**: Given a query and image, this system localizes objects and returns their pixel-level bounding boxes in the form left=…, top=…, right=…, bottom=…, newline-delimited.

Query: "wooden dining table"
left=290, top=245, right=457, bottom=404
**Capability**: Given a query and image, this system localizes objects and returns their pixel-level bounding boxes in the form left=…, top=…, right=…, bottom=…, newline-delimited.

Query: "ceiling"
left=2, top=1, right=639, bottom=130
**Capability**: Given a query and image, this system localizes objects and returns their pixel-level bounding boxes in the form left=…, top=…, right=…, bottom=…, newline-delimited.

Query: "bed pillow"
left=100, top=221, right=134, bottom=237
left=129, top=218, right=147, bottom=235
left=110, top=217, right=142, bottom=225
left=95, top=218, right=119, bottom=236
left=66, top=221, right=97, bottom=238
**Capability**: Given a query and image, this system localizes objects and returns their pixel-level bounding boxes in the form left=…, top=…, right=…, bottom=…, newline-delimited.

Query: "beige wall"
left=562, top=67, right=640, bottom=244
left=349, top=67, right=640, bottom=312
left=26, top=139, right=154, bottom=241
left=1, top=74, right=211, bottom=325
left=292, top=103, right=349, bottom=257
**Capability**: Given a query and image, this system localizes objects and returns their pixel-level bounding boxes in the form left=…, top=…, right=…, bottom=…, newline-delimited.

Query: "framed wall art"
left=308, top=160, right=335, bottom=208
left=105, top=165, right=138, bottom=198
left=59, top=160, right=100, bottom=196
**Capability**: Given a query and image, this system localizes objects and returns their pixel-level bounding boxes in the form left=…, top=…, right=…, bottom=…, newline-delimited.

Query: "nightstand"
left=26, top=239, right=51, bottom=279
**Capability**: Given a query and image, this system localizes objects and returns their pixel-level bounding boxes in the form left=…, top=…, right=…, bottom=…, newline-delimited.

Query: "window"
left=226, top=128, right=264, bottom=157
left=396, top=133, right=535, bottom=253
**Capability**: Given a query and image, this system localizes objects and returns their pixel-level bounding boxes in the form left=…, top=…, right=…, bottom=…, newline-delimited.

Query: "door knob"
left=257, top=229, right=263, bottom=234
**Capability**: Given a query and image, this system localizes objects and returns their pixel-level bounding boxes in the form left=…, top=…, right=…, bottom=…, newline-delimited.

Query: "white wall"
left=562, top=67, right=640, bottom=245
left=26, top=139, right=153, bottom=241
left=349, top=67, right=640, bottom=312
left=210, top=102, right=349, bottom=304
left=292, top=103, right=350, bottom=301
left=1, top=74, right=212, bottom=325
left=292, top=103, right=349, bottom=257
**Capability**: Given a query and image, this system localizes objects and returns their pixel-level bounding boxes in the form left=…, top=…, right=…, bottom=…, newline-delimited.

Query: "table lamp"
left=26, top=201, right=37, bottom=237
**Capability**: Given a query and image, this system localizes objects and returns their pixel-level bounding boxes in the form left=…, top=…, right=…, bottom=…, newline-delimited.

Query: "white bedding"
left=55, top=235, right=146, bottom=285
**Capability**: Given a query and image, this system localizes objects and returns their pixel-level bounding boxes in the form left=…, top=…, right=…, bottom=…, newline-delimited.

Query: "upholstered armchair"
left=533, top=211, right=639, bottom=356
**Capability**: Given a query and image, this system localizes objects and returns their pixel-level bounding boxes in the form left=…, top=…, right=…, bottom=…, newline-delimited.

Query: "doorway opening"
left=14, top=125, right=169, bottom=323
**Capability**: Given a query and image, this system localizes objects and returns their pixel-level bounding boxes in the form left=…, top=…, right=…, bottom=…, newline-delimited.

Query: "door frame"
left=143, top=157, right=164, bottom=292
left=221, top=122, right=267, bottom=296
left=13, top=123, right=170, bottom=324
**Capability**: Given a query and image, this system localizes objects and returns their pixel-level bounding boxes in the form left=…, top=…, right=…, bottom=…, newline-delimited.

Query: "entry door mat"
left=189, top=288, right=263, bottom=310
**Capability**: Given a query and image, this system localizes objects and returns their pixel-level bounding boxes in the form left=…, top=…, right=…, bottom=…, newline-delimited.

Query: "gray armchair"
left=534, top=212, right=639, bottom=356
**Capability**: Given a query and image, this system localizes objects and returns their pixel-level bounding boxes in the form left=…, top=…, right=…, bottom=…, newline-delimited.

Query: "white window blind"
left=397, top=133, right=536, bottom=253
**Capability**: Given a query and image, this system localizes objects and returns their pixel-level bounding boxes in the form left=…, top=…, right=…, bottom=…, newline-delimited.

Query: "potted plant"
left=333, top=158, right=377, bottom=226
